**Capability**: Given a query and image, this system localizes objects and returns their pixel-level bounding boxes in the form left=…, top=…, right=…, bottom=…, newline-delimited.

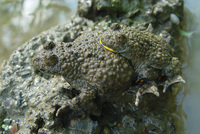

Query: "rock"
left=0, top=0, right=184, bottom=133
left=77, top=0, right=94, bottom=18
left=0, top=106, right=6, bottom=125
left=77, top=0, right=183, bottom=34
left=153, top=0, right=183, bottom=23
left=0, top=17, right=95, bottom=133
left=170, top=13, right=180, bottom=25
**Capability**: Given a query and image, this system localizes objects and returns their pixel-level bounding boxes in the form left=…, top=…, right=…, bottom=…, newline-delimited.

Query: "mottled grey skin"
left=101, top=23, right=181, bottom=80
left=33, top=30, right=134, bottom=113
left=100, top=24, right=185, bottom=106
left=33, top=24, right=184, bottom=114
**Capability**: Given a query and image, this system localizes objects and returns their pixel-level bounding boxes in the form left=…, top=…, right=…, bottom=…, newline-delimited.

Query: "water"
left=0, top=0, right=200, bottom=133
left=182, top=0, right=200, bottom=133
left=0, top=0, right=78, bottom=64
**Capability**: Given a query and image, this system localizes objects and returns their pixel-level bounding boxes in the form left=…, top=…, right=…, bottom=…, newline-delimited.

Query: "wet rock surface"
left=0, top=0, right=184, bottom=133
left=78, top=0, right=183, bottom=33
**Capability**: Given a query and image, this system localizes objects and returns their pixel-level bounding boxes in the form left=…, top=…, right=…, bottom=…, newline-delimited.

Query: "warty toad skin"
left=33, top=23, right=185, bottom=115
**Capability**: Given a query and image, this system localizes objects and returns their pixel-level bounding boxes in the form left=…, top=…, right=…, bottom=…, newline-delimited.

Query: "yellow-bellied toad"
left=33, top=24, right=185, bottom=115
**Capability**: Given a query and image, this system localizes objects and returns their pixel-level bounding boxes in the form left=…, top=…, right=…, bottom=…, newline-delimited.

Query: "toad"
left=33, top=24, right=184, bottom=115
left=100, top=23, right=185, bottom=105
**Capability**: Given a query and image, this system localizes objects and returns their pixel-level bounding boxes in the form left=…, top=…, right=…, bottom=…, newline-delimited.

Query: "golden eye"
left=115, top=34, right=126, bottom=43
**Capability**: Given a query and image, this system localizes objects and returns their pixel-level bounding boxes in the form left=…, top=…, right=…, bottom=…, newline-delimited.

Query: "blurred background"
left=0, top=0, right=200, bottom=133
left=0, top=0, right=77, bottom=64
left=182, top=0, right=200, bottom=134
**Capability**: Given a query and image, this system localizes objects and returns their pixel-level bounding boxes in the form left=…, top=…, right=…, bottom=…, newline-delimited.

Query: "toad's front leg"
left=162, top=57, right=185, bottom=93
left=56, top=86, right=96, bottom=116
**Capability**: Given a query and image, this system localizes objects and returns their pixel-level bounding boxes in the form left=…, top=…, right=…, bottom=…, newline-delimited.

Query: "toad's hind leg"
left=56, top=86, right=96, bottom=116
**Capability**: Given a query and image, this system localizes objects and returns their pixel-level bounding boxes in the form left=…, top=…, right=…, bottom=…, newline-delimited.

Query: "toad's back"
left=33, top=31, right=134, bottom=97
left=33, top=24, right=184, bottom=113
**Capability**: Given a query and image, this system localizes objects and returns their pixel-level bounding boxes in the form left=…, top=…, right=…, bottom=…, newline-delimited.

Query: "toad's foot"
left=135, top=81, right=159, bottom=106
left=56, top=88, right=96, bottom=116
left=163, top=75, right=185, bottom=93
left=56, top=101, right=70, bottom=117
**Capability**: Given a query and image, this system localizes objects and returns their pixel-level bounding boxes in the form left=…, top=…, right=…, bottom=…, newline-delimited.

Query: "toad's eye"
left=115, top=34, right=126, bottom=43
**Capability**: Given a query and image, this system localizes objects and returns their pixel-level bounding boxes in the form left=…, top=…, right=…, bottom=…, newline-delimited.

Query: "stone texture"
left=0, top=0, right=185, bottom=133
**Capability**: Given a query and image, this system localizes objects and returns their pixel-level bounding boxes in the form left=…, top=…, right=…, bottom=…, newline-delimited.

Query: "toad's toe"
left=135, top=81, right=159, bottom=106
left=163, top=75, right=185, bottom=93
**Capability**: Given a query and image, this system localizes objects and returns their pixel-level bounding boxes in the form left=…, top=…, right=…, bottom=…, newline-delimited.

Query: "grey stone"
left=0, top=0, right=184, bottom=133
